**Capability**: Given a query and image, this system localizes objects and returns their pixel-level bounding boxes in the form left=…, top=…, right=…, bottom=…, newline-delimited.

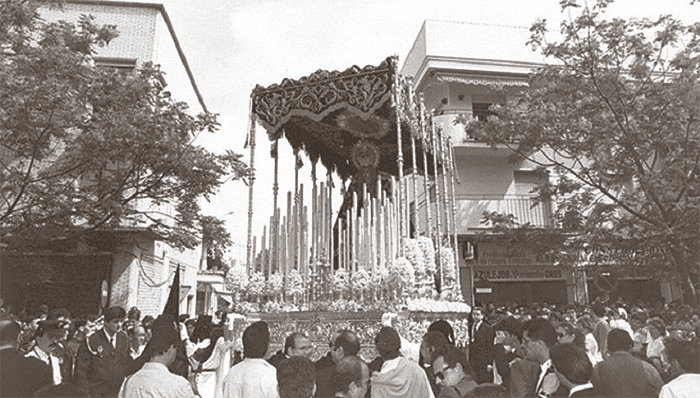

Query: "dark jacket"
left=493, top=343, right=516, bottom=389
left=591, top=351, right=663, bottom=397
left=508, top=357, right=567, bottom=398
left=314, top=351, right=334, bottom=371
left=267, top=349, right=288, bottom=369
left=469, top=321, right=495, bottom=384
left=75, top=329, right=132, bottom=397
left=1, top=347, right=53, bottom=397
left=314, top=362, right=335, bottom=398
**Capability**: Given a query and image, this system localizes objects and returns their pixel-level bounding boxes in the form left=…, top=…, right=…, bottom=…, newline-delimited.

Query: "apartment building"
left=402, top=20, right=674, bottom=306
left=0, top=1, right=219, bottom=317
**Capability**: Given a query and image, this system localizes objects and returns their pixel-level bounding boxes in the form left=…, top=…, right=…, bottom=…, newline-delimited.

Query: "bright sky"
left=149, top=0, right=697, bottom=262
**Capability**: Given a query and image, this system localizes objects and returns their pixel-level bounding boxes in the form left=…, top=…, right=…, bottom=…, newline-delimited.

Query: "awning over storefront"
left=436, top=72, right=529, bottom=87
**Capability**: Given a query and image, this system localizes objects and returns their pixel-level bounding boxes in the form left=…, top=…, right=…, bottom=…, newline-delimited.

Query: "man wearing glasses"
left=431, top=345, right=478, bottom=398
left=268, top=332, right=314, bottom=368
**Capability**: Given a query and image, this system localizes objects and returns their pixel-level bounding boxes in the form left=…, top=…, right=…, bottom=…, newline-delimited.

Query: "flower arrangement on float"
left=227, top=238, right=466, bottom=314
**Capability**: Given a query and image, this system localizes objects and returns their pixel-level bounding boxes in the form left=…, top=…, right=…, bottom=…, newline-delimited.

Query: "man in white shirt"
left=223, top=321, right=279, bottom=398
left=659, top=339, right=700, bottom=398
left=118, top=315, right=196, bottom=398
left=25, top=319, right=67, bottom=386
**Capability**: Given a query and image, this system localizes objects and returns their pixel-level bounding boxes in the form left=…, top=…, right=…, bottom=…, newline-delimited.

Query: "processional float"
left=243, top=56, right=462, bottom=307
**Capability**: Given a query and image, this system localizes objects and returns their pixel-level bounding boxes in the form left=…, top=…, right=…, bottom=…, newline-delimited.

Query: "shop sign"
left=474, top=267, right=563, bottom=281
left=475, top=287, right=493, bottom=294
left=476, top=248, right=555, bottom=266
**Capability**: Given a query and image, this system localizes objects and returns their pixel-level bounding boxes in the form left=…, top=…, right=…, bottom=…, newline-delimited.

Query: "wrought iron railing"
left=455, top=194, right=554, bottom=228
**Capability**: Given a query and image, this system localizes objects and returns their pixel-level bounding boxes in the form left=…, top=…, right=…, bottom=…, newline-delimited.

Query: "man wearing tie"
left=75, top=306, right=132, bottom=397
left=510, top=318, right=567, bottom=398
left=468, top=306, right=495, bottom=384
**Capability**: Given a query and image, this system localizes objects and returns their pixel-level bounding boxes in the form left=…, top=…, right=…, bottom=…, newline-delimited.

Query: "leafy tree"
left=465, top=0, right=700, bottom=305
left=200, top=215, right=232, bottom=271
left=0, top=0, right=248, bottom=251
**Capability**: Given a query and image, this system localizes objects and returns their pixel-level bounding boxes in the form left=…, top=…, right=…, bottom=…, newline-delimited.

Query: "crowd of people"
left=0, top=297, right=699, bottom=397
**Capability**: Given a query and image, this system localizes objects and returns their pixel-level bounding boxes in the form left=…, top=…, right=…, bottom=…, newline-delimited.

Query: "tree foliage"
left=465, top=0, right=700, bottom=304
left=0, top=0, right=248, bottom=251
left=201, top=215, right=232, bottom=270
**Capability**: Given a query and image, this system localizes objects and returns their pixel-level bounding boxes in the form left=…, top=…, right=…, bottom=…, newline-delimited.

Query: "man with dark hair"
left=269, top=331, right=314, bottom=368
left=278, top=356, right=316, bottom=398
left=659, top=339, right=700, bottom=398
left=591, top=328, right=663, bottom=397
left=223, top=321, right=278, bottom=397
left=75, top=306, right=132, bottom=397
left=118, top=316, right=195, bottom=398
left=469, top=306, right=494, bottom=384
left=315, top=329, right=361, bottom=397
left=0, top=319, right=53, bottom=397
left=509, top=318, right=565, bottom=398
left=549, top=343, right=596, bottom=397
left=25, top=319, right=70, bottom=386
left=370, top=326, right=434, bottom=398
left=421, top=331, right=452, bottom=396
left=431, top=344, right=478, bottom=397
left=428, top=320, right=456, bottom=346
left=331, top=356, right=370, bottom=398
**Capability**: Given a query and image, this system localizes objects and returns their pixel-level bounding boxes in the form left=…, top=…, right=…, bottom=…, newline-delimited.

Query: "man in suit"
left=25, top=319, right=69, bottom=386
left=468, top=306, right=494, bottom=384
left=268, top=331, right=314, bottom=368
left=510, top=317, right=567, bottom=398
left=0, top=319, right=53, bottom=397
left=75, top=306, right=132, bottom=397
left=315, top=329, right=360, bottom=397
left=591, top=328, right=663, bottom=397
left=550, top=343, right=597, bottom=397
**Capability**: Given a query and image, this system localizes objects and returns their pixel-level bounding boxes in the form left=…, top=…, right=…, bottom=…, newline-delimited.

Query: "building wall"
left=153, top=13, right=203, bottom=113
left=41, top=3, right=157, bottom=61
left=41, top=2, right=202, bottom=114
left=111, top=236, right=199, bottom=317
left=40, top=2, right=205, bottom=316
left=404, top=20, right=562, bottom=306
left=403, top=19, right=682, bottom=306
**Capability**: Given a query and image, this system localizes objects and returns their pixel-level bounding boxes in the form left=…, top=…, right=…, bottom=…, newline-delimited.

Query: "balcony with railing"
left=455, top=194, right=554, bottom=233
left=433, top=111, right=511, bottom=153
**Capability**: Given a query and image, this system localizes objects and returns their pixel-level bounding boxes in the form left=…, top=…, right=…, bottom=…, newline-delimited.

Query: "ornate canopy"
left=251, top=56, right=442, bottom=180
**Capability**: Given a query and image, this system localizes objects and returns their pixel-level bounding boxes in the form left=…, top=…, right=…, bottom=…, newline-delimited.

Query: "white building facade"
left=38, top=1, right=217, bottom=317
left=402, top=20, right=675, bottom=306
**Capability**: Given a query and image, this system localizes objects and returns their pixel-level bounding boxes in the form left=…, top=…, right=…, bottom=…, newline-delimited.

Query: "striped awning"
left=436, top=72, right=529, bottom=87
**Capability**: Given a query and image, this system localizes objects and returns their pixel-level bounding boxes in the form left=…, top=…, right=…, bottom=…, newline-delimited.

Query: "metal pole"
left=392, top=57, right=406, bottom=246
left=431, top=119, right=443, bottom=291
left=245, top=110, right=257, bottom=275
left=448, top=136, right=462, bottom=299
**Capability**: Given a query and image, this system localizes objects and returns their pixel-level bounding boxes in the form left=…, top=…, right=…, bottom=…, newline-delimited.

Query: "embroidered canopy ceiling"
left=251, top=56, right=444, bottom=180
